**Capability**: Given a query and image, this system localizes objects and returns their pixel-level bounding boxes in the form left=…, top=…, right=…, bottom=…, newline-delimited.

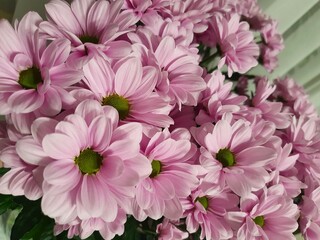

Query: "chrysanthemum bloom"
left=191, top=118, right=276, bottom=196
left=78, top=56, right=173, bottom=128
left=54, top=209, right=127, bottom=240
left=266, top=138, right=305, bottom=198
left=40, top=0, right=138, bottom=67
left=260, top=19, right=284, bottom=72
left=251, top=77, right=291, bottom=129
left=156, top=219, right=189, bottom=240
left=40, top=100, right=151, bottom=224
left=0, top=117, right=59, bottom=200
left=201, top=14, right=259, bottom=77
left=123, top=0, right=170, bottom=18
left=0, top=12, right=82, bottom=115
left=196, top=70, right=246, bottom=125
left=128, top=29, right=206, bottom=108
left=182, top=188, right=239, bottom=240
left=281, top=116, right=320, bottom=180
left=131, top=128, right=198, bottom=220
left=227, top=185, right=299, bottom=240
left=273, top=77, right=318, bottom=118
left=160, top=0, right=215, bottom=33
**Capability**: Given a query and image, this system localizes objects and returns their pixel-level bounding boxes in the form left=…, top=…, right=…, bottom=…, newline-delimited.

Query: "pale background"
left=0, top=0, right=317, bottom=239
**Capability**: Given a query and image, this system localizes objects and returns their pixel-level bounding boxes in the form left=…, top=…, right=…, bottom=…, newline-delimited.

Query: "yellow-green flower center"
left=102, top=94, right=130, bottom=120
left=18, top=67, right=43, bottom=89
left=74, top=148, right=103, bottom=175
left=149, top=160, right=162, bottom=178
left=79, top=35, right=99, bottom=44
left=216, top=148, right=235, bottom=167
left=195, top=196, right=209, bottom=210
left=253, top=215, right=265, bottom=227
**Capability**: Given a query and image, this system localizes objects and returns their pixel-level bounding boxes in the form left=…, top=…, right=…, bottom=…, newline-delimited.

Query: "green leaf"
left=0, top=167, right=10, bottom=176
left=0, top=195, right=21, bottom=215
left=10, top=198, right=53, bottom=240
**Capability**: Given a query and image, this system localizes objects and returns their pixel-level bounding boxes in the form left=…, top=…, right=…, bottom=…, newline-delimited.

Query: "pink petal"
left=24, top=177, right=42, bottom=200
left=71, top=0, right=95, bottom=32
left=42, top=133, right=80, bottom=159
left=75, top=99, right=104, bottom=125
left=115, top=58, right=142, bottom=97
left=236, top=146, right=276, bottom=167
left=98, top=155, right=124, bottom=180
left=8, top=89, right=44, bottom=113
left=39, top=87, right=62, bottom=116
left=0, top=20, right=21, bottom=58
left=45, top=0, right=82, bottom=35
left=16, top=137, right=48, bottom=166
left=31, top=117, right=59, bottom=144
left=155, top=36, right=175, bottom=66
left=40, top=39, right=71, bottom=68
left=163, top=197, right=183, bottom=220
left=153, top=178, right=175, bottom=200
left=86, top=0, right=110, bottom=36
left=89, top=115, right=112, bottom=152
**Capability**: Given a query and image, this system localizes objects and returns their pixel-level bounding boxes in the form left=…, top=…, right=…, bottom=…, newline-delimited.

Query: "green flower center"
left=74, top=148, right=103, bottom=175
left=195, top=196, right=209, bottom=210
left=253, top=215, right=265, bottom=227
left=216, top=148, right=235, bottom=167
left=18, top=67, right=43, bottom=89
left=79, top=35, right=99, bottom=44
left=149, top=160, right=162, bottom=178
left=102, top=94, right=130, bottom=120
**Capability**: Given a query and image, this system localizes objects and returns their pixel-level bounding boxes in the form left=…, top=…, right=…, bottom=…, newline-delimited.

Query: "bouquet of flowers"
left=0, top=0, right=319, bottom=239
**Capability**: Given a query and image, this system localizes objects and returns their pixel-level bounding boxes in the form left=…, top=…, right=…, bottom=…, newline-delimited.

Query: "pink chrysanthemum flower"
left=191, top=118, right=276, bottom=196
left=78, top=56, right=173, bottom=128
left=227, top=185, right=299, bottom=240
left=39, top=100, right=151, bottom=224
left=182, top=188, right=239, bottom=240
left=260, top=19, right=284, bottom=72
left=131, top=128, right=198, bottom=221
left=196, top=70, right=246, bottom=125
left=123, top=0, right=170, bottom=18
left=128, top=29, right=206, bottom=108
left=156, top=219, right=189, bottom=240
left=273, top=77, right=318, bottom=118
left=0, top=12, right=82, bottom=115
left=204, top=14, right=259, bottom=77
left=160, top=0, right=215, bottom=33
left=54, top=209, right=127, bottom=240
left=251, top=77, right=291, bottom=129
left=0, top=117, right=59, bottom=200
left=40, top=0, right=138, bottom=67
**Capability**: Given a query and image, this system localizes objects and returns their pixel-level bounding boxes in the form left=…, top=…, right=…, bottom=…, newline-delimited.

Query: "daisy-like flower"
left=156, top=219, right=189, bottom=240
left=128, top=31, right=206, bottom=108
left=39, top=100, right=151, bottom=224
left=251, top=77, right=291, bottom=129
left=196, top=70, right=246, bottom=125
left=79, top=56, right=173, bottom=128
left=227, top=185, right=299, bottom=240
left=131, top=128, right=198, bottom=221
left=54, top=209, right=127, bottom=240
left=0, top=117, right=58, bottom=200
left=203, top=14, right=259, bottom=77
left=182, top=188, right=239, bottom=240
left=191, top=118, right=276, bottom=196
left=40, top=0, right=138, bottom=67
left=0, top=12, right=82, bottom=115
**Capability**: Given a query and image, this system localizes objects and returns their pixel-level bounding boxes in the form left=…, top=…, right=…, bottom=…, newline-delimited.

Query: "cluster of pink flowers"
left=0, top=0, right=318, bottom=239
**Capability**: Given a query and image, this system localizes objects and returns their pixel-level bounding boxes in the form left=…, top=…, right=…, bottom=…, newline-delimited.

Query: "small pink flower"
left=191, top=118, right=276, bottom=196
left=0, top=12, right=82, bottom=115
left=78, top=56, right=173, bottom=128
left=205, top=14, right=259, bottom=77
left=183, top=188, right=239, bottom=240
left=40, top=0, right=138, bottom=66
left=132, top=128, right=198, bottom=220
left=54, top=209, right=127, bottom=240
left=128, top=30, right=206, bottom=108
left=251, top=77, right=291, bottom=129
left=228, top=185, right=299, bottom=240
left=156, top=219, right=189, bottom=240
left=196, top=70, right=246, bottom=125
left=40, top=100, right=151, bottom=224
